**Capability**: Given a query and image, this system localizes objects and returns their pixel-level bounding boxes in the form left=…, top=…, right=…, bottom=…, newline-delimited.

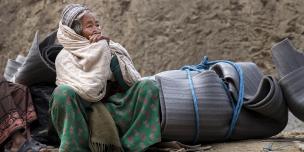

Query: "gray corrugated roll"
left=155, top=70, right=200, bottom=131
left=211, top=62, right=240, bottom=101
left=209, top=61, right=286, bottom=123
left=211, top=62, right=264, bottom=101
left=211, top=62, right=286, bottom=121
left=156, top=70, right=232, bottom=143
left=156, top=62, right=287, bottom=143
left=272, top=38, right=304, bottom=78
left=278, top=66, right=304, bottom=121
left=272, top=38, right=304, bottom=122
left=237, top=62, right=264, bottom=100
left=232, top=75, right=287, bottom=140
left=211, top=62, right=286, bottom=122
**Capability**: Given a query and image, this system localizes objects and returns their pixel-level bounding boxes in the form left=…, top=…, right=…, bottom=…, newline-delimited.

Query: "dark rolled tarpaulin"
left=14, top=31, right=62, bottom=86
left=39, top=30, right=63, bottom=72
left=156, top=62, right=287, bottom=143
left=272, top=38, right=304, bottom=122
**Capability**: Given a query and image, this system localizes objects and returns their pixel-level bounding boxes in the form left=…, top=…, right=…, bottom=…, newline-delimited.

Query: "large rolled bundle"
left=14, top=31, right=62, bottom=86
left=11, top=31, right=62, bottom=144
left=156, top=61, right=287, bottom=143
left=38, top=31, right=63, bottom=72
left=272, top=38, right=304, bottom=121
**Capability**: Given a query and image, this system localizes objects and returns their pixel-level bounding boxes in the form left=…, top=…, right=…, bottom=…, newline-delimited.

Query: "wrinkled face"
left=80, top=12, right=102, bottom=40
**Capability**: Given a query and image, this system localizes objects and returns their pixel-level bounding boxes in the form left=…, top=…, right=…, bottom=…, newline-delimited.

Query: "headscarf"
left=61, top=4, right=89, bottom=34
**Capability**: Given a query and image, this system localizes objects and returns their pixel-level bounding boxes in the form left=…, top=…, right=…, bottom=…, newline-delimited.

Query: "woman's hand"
left=89, top=34, right=110, bottom=44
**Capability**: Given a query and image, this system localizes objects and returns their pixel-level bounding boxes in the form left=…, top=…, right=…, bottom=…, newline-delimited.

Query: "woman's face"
left=80, top=12, right=102, bottom=40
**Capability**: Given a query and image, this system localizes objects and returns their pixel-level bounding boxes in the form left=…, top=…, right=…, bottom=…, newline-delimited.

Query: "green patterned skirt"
left=105, top=79, right=161, bottom=151
left=50, top=79, right=161, bottom=152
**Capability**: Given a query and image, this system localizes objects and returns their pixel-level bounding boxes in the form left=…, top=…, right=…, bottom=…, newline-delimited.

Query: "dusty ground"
left=1, top=0, right=304, bottom=151
left=205, top=130, right=304, bottom=152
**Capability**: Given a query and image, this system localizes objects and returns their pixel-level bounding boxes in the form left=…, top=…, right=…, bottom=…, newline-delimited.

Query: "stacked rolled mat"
left=272, top=38, right=304, bottom=122
left=155, top=57, right=288, bottom=144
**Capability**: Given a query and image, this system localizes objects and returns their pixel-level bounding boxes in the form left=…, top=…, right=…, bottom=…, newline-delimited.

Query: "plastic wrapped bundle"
left=3, top=59, right=22, bottom=81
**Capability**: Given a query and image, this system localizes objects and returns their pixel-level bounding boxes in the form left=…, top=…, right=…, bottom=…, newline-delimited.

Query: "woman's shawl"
left=56, top=22, right=140, bottom=102
left=109, top=41, right=141, bottom=86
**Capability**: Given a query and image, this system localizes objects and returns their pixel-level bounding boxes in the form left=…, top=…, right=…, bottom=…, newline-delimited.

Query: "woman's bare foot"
left=9, top=131, right=49, bottom=152
left=9, top=131, right=26, bottom=152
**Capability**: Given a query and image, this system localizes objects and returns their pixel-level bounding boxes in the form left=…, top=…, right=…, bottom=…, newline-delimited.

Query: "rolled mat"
left=278, top=67, right=304, bottom=121
left=155, top=61, right=287, bottom=143
left=14, top=31, right=62, bottom=86
left=272, top=38, right=304, bottom=78
left=39, top=31, right=63, bottom=72
left=271, top=38, right=304, bottom=121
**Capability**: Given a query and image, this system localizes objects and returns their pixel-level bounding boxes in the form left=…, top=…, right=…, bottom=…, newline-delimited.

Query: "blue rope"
left=181, top=56, right=244, bottom=142
left=185, top=69, right=200, bottom=144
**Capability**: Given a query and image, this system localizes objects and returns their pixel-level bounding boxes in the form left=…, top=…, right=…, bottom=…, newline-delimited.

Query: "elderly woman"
left=50, top=4, right=161, bottom=152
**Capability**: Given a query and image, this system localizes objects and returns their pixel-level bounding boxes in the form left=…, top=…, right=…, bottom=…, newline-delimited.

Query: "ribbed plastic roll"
left=272, top=38, right=304, bottom=122
left=156, top=62, right=287, bottom=143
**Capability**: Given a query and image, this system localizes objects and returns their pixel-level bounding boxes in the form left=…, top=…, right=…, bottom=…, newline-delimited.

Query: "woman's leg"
left=105, top=80, right=161, bottom=152
left=49, top=85, right=90, bottom=152
left=6, top=130, right=49, bottom=152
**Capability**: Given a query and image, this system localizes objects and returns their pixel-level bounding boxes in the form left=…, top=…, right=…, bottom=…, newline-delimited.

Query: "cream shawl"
left=56, top=22, right=141, bottom=102
left=109, top=41, right=141, bottom=86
